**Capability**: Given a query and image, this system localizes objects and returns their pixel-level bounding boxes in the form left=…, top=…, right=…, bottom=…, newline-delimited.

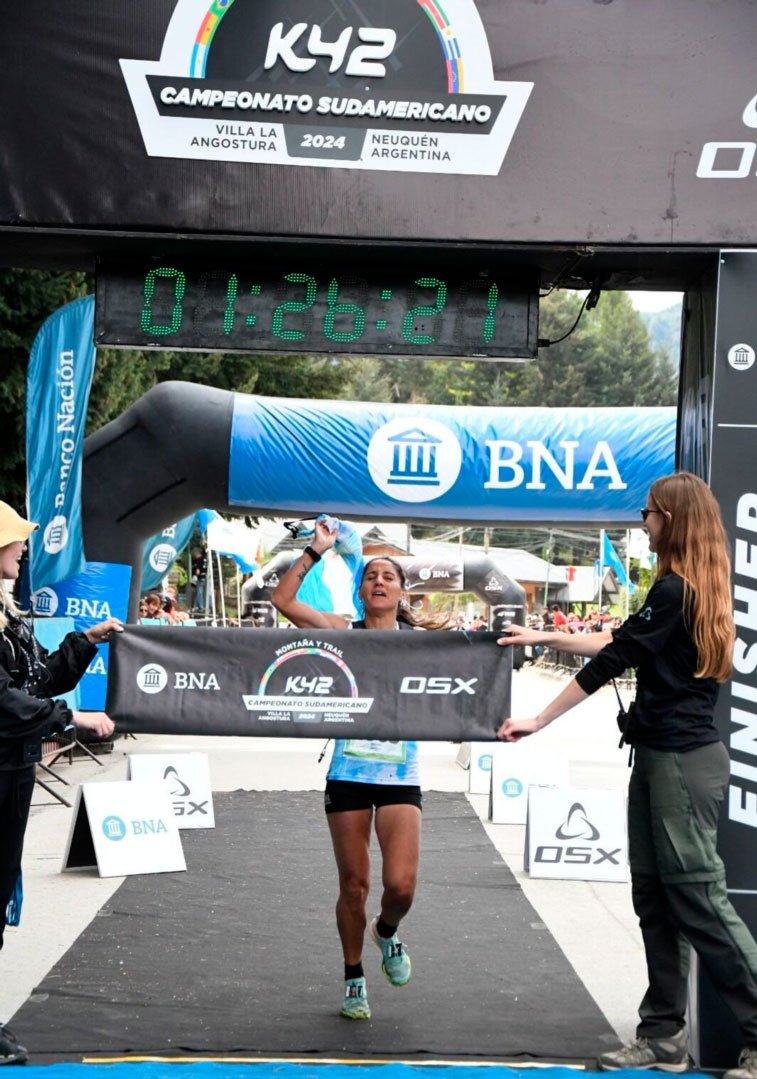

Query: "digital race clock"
left=95, top=259, right=538, bottom=360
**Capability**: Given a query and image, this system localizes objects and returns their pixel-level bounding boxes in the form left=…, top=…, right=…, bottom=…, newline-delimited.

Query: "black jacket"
left=0, top=613, right=96, bottom=770
left=575, top=572, right=720, bottom=752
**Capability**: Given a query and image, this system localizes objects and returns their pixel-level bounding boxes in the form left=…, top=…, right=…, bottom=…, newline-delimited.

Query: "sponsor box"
left=489, top=744, right=568, bottom=824
left=127, top=752, right=215, bottom=829
left=62, top=781, right=186, bottom=877
left=525, top=786, right=628, bottom=883
left=469, top=741, right=495, bottom=794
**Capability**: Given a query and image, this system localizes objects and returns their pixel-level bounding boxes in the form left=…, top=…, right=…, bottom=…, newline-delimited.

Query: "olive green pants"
left=628, top=741, right=757, bottom=1044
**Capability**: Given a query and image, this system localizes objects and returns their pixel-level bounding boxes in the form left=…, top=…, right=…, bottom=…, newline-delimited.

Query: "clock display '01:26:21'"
left=95, top=261, right=539, bottom=359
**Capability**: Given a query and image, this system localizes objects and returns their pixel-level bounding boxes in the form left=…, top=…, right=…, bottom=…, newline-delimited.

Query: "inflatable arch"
left=81, top=380, right=676, bottom=621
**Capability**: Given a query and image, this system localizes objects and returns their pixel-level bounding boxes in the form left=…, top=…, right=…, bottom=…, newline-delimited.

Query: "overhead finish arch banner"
left=229, top=397, right=675, bottom=523
left=3, top=1, right=757, bottom=245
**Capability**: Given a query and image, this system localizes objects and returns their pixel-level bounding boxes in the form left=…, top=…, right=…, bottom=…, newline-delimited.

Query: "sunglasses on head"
left=640, top=508, right=661, bottom=522
left=283, top=516, right=319, bottom=539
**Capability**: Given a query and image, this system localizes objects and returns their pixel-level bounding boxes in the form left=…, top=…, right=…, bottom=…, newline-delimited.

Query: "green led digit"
left=223, top=273, right=239, bottom=334
left=401, top=277, right=447, bottom=344
left=452, top=278, right=503, bottom=351
left=323, top=278, right=366, bottom=342
left=482, top=282, right=499, bottom=343
left=271, top=273, right=317, bottom=340
left=140, top=266, right=186, bottom=335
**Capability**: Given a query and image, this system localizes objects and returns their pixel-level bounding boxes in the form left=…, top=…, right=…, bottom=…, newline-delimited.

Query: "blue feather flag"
left=601, top=530, right=635, bottom=593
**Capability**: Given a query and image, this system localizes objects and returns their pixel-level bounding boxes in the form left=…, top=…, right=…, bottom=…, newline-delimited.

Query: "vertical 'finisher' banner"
left=107, top=627, right=510, bottom=741
left=698, top=249, right=757, bottom=1069
left=709, top=251, right=757, bottom=891
left=26, top=295, right=96, bottom=589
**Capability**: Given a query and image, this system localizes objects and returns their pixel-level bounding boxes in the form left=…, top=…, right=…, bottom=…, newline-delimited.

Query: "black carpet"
left=11, top=791, right=619, bottom=1062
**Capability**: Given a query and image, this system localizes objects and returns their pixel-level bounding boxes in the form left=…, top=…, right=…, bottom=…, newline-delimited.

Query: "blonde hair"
left=649, top=471, right=734, bottom=681
left=0, top=579, right=21, bottom=632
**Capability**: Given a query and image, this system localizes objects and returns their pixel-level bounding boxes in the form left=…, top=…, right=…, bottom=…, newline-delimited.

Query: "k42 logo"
left=265, top=23, right=396, bottom=77
left=284, top=675, right=333, bottom=694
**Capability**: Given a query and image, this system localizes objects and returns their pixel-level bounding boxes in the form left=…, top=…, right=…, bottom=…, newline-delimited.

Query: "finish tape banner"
left=107, top=627, right=510, bottom=741
left=229, top=397, right=676, bottom=523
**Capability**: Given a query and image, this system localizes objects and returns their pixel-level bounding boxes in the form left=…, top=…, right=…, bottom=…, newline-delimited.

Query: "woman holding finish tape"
left=497, top=472, right=757, bottom=1079
left=272, top=516, right=442, bottom=1022
left=0, top=501, right=121, bottom=1065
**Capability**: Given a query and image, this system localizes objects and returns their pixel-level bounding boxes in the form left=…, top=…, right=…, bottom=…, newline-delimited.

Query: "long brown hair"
left=359, top=557, right=450, bottom=630
left=648, top=471, right=734, bottom=681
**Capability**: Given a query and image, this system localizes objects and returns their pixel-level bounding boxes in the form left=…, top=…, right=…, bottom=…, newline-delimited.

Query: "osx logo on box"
left=535, top=802, right=613, bottom=865
left=527, top=788, right=628, bottom=882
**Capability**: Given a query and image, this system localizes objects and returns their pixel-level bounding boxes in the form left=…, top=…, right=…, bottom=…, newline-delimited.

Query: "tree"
left=518, top=290, right=676, bottom=407
left=0, top=269, right=88, bottom=508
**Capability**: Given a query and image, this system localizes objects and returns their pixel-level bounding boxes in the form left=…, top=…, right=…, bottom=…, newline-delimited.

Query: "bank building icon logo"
left=43, top=515, right=69, bottom=555
left=728, top=343, right=755, bottom=371
left=102, top=815, right=127, bottom=842
left=149, top=543, right=178, bottom=573
left=136, top=663, right=169, bottom=694
left=367, top=417, right=462, bottom=503
left=32, top=587, right=59, bottom=617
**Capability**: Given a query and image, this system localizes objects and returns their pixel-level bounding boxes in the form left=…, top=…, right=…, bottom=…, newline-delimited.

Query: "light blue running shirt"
left=327, top=620, right=420, bottom=786
left=327, top=737, right=420, bottom=785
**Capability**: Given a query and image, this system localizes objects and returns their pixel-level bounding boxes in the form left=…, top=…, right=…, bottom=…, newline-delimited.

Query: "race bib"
left=343, top=740, right=407, bottom=763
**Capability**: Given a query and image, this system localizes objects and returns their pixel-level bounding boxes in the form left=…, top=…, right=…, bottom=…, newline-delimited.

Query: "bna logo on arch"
left=367, top=417, right=462, bottom=502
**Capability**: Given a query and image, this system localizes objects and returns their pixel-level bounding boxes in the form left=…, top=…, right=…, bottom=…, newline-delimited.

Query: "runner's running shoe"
left=340, top=977, right=371, bottom=1020
left=369, top=916, right=412, bottom=986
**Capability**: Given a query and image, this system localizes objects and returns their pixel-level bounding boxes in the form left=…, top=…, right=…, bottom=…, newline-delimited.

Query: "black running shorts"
left=324, top=779, right=423, bottom=815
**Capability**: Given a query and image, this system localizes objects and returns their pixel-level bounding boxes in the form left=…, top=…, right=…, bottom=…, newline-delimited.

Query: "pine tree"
left=0, top=269, right=88, bottom=508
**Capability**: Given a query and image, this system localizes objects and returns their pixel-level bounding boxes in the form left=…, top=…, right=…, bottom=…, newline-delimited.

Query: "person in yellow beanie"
left=0, top=501, right=121, bottom=1065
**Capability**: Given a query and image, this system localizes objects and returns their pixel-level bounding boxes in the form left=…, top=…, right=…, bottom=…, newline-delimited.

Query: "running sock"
left=376, top=916, right=398, bottom=939
left=345, top=962, right=364, bottom=980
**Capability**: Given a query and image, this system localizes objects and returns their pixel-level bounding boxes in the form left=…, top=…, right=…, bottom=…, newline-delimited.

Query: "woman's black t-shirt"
left=574, top=572, right=720, bottom=752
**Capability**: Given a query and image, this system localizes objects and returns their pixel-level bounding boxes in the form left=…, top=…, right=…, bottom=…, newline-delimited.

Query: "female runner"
left=272, top=518, right=436, bottom=1020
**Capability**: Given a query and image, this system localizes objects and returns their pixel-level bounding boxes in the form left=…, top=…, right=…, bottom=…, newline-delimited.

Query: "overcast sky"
left=629, top=291, right=683, bottom=313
